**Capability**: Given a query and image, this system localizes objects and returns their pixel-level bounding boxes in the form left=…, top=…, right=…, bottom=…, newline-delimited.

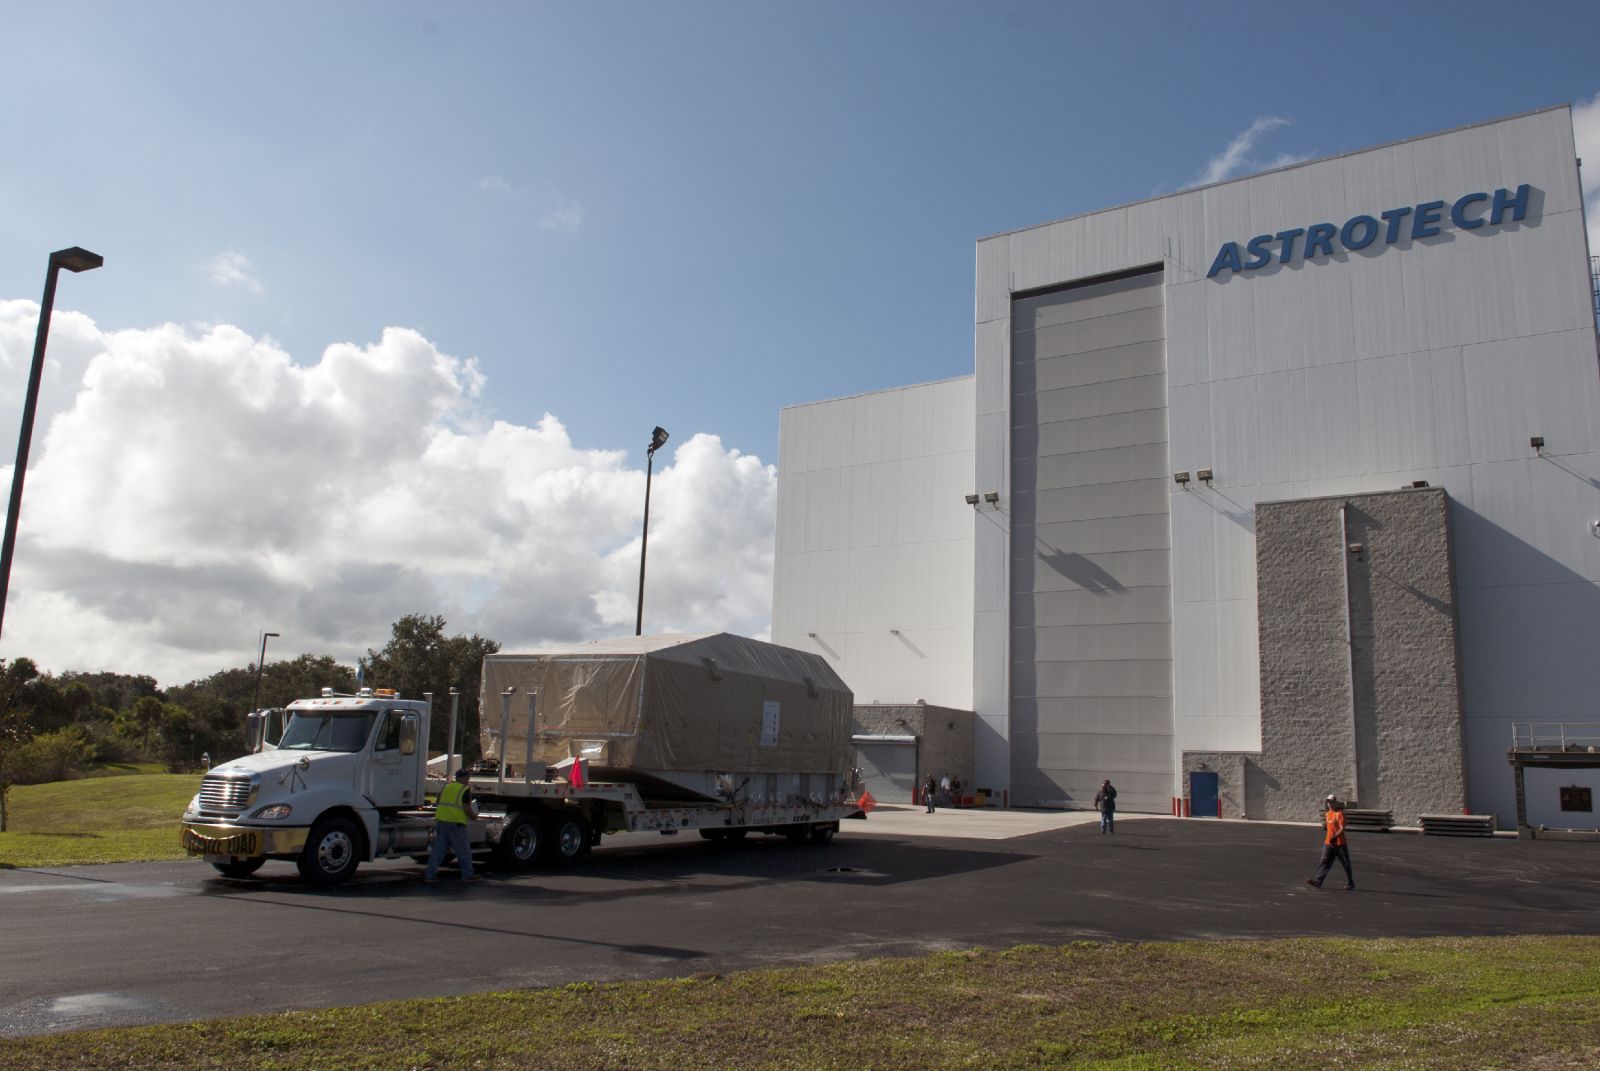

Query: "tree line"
left=0, top=613, right=499, bottom=831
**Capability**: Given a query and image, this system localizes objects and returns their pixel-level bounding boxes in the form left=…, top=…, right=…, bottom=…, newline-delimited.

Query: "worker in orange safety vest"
left=1306, top=794, right=1355, bottom=890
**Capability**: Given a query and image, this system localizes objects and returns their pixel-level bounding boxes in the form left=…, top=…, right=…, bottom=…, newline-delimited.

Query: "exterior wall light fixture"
left=983, top=491, right=1000, bottom=505
left=1173, top=471, right=1190, bottom=485
left=1196, top=468, right=1214, bottom=484
left=964, top=493, right=979, bottom=505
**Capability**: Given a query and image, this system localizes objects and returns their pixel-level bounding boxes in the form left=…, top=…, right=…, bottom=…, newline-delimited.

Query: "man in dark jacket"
left=1093, top=779, right=1117, bottom=834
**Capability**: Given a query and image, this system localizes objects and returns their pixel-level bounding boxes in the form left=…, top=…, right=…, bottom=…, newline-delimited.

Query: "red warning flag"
left=856, top=790, right=876, bottom=814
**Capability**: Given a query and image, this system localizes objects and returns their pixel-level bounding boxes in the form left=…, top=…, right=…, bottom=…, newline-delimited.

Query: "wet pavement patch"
left=0, top=991, right=161, bottom=1037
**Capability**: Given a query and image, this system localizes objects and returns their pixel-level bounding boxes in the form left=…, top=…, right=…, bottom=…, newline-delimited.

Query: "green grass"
left=80, top=761, right=168, bottom=778
left=0, top=772, right=199, bottom=867
left=3, top=936, right=1600, bottom=1069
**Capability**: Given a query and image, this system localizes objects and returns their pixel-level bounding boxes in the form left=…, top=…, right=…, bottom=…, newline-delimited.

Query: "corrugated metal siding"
left=1008, top=270, right=1173, bottom=810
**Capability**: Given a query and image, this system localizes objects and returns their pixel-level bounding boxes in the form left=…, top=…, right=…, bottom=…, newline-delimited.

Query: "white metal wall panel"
left=773, top=378, right=976, bottom=712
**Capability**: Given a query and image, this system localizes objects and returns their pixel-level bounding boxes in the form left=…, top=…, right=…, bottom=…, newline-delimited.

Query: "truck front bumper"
left=181, top=822, right=309, bottom=860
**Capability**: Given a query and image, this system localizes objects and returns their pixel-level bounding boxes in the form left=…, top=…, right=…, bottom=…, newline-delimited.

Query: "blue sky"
left=0, top=2, right=1597, bottom=682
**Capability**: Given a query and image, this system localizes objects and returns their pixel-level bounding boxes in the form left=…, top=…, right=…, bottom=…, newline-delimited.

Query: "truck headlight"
left=253, top=803, right=293, bottom=820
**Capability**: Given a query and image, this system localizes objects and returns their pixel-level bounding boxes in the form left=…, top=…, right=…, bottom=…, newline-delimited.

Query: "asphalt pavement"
left=5, top=810, right=1599, bottom=1037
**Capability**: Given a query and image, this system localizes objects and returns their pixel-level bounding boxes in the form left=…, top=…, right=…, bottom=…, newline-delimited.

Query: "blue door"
left=1190, top=772, right=1219, bottom=818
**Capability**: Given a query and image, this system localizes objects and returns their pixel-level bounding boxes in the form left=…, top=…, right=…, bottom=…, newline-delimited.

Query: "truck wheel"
left=547, top=812, right=590, bottom=864
left=494, top=812, right=543, bottom=870
left=783, top=824, right=811, bottom=844
left=296, top=816, right=361, bottom=886
left=810, top=824, right=837, bottom=844
left=212, top=858, right=265, bottom=879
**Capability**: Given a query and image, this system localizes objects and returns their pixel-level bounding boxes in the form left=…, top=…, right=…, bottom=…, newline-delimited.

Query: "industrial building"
left=773, top=105, right=1600, bottom=830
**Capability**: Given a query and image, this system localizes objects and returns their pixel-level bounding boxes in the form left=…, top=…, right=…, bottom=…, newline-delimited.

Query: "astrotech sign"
left=1207, top=184, right=1532, bottom=279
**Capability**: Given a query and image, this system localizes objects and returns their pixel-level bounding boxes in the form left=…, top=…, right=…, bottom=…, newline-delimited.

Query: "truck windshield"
left=277, top=710, right=378, bottom=753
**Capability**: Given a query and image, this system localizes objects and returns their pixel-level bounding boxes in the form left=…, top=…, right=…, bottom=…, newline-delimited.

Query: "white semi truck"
left=180, top=633, right=865, bottom=886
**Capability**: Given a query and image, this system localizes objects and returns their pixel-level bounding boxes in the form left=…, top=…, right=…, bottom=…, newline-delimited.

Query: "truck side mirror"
left=400, top=714, right=419, bottom=756
left=246, top=712, right=265, bottom=753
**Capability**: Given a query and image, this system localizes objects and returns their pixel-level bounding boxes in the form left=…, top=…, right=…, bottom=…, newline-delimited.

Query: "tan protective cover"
left=479, top=633, right=853, bottom=777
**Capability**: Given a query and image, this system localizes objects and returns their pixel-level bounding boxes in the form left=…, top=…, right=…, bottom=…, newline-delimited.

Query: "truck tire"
left=212, top=858, right=266, bottom=879
left=783, top=824, right=811, bottom=844
left=493, top=812, right=543, bottom=870
left=546, top=812, right=590, bottom=864
left=810, top=823, right=837, bottom=844
left=296, top=816, right=361, bottom=886
left=699, top=828, right=747, bottom=844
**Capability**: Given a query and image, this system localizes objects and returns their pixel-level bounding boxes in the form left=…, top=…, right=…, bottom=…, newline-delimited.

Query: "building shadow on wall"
left=1036, top=545, right=1126, bottom=595
left=1437, top=501, right=1600, bottom=823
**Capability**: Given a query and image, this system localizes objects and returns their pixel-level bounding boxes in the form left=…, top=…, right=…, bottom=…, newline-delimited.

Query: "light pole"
left=252, top=631, right=280, bottom=713
left=635, top=425, right=669, bottom=636
left=0, top=247, right=103, bottom=640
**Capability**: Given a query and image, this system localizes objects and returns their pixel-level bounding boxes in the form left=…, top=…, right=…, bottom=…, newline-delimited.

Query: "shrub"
left=8, top=726, right=98, bottom=784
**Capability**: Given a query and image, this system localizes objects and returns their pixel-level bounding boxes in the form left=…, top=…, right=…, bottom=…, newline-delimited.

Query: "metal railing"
left=1511, top=722, right=1600, bottom=750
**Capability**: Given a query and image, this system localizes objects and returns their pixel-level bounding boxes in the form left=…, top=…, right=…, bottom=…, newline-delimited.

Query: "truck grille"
left=199, top=775, right=254, bottom=812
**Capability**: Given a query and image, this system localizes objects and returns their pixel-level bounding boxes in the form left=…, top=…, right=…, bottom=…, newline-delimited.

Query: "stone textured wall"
left=854, top=704, right=975, bottom=792
left=1245, top=488, right=1467, bottom=824
left=1179, top=752, right=1249, bottom=819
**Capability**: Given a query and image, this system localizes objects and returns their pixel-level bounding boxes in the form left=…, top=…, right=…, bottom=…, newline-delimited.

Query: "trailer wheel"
left=810, top=824, right=837, bottom=844
left=494, top=812, right=543, bottom=870
left=212, top=858, right=265, bottom=879
left=297, top=816, right=361, bottom=886
left=783, top=824, right=811, bottom=844
left=547, top=812, right=590, bottom=864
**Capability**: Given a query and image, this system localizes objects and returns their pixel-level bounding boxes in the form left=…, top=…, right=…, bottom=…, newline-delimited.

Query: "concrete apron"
left=848, top=804, right=1141, bottom=840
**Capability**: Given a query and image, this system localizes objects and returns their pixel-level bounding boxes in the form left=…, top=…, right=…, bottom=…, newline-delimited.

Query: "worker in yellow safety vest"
left=425, top=767, right=480, bottom=884
left=1305, top=794, right=1355, bottom=891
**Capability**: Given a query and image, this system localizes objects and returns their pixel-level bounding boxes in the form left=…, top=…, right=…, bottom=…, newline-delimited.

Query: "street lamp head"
left=648, top=426, right=669, bottom=455
left=50, top=247, right=103, bottom=273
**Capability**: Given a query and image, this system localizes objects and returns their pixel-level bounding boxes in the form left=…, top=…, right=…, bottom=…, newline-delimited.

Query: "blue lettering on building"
left=1207, top=184, right=1532, bottom=279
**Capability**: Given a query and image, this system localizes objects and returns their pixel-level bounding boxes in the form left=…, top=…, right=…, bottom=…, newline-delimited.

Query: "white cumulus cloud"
left=0, top=308, right=775, bottom=686
left=1573, top=89, right=1600, bottom=257
left=1193, top=116, right=1297, bottom=187
left=205, top=249, right=264, bottom=294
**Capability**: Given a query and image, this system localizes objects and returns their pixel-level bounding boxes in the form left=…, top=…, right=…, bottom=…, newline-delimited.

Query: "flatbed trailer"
left=448, top=772, right=858, bottom=869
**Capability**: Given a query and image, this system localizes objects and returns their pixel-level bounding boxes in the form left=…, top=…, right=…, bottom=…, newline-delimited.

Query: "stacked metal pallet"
left=1419, top=814, right=1496, bottom=837
left=1342, top=808, right=1393, bottom=832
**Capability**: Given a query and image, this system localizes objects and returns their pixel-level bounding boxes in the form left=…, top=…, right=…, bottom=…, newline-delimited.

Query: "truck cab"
left=180, top=689, right=435, bottom=884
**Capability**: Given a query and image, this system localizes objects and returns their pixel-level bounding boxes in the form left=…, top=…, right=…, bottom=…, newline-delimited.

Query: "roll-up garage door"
left=854, top=734, right=917, bottom=804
